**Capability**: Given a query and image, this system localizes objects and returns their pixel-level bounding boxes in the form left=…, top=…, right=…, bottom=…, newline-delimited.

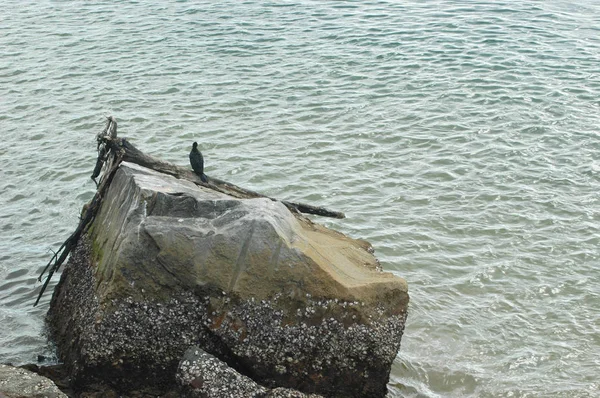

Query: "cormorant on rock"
left=189, top=142, right=208, bottom=183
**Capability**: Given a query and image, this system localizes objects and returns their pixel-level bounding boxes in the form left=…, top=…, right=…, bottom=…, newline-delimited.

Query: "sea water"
left=0, top=1, right=598, bottom=396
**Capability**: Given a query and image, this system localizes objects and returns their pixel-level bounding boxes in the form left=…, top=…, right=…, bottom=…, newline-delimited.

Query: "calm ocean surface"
left=1, top=1, right=599, bottom=396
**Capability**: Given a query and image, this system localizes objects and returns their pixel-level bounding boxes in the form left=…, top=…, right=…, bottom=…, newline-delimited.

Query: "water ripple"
left=1, top=0, right=599, bottom=396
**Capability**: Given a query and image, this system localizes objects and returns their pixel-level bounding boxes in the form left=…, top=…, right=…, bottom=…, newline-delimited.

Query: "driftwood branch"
left=114, top=135, right=345, bottom=219
left=35, top=116, right=344, bottom=305
left=35, top=117, right=123, bottom=306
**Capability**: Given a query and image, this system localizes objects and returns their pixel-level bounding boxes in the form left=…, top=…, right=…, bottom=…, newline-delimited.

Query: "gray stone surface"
left=177, top=347, right=324, bottom=398
left=265, top=387, right=324, bottom=398
left=48, top=162, right=409, bottom=397
left=177, top=346, right=268, bottom=397
left=0, top=364, right=67, bottom=398
left=88, top=162, right=406, bottom=307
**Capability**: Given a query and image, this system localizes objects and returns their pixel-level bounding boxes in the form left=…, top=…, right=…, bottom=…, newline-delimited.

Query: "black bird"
left=189, top=142, right=208, bottom=183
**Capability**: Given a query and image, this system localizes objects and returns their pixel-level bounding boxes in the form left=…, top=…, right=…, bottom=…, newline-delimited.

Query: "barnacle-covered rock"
left=0, top=364, right=67, bottom=398
left=177, top=346, right=268, bottom=397
left=47, top=162, right=408, bottom=397
left=177, top=346, right=325, bottom=398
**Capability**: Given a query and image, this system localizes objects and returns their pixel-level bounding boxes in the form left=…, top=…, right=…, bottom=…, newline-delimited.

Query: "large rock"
left=0, top=364, right=67, bottom=398
left=48, top=162, right=409, bottom=397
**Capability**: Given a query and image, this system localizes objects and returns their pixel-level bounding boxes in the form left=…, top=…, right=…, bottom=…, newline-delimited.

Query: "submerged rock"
left=47, top=162, right=409, bottom=397
left=0, top=364, right=67, bottom=398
